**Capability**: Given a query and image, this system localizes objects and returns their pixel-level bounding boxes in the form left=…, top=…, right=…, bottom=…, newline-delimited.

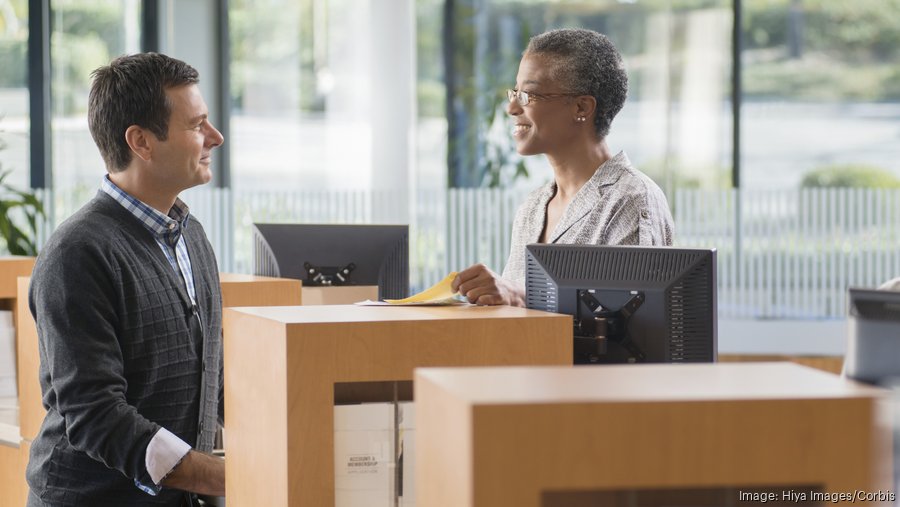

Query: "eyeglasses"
left=506, top=89, right=581, bottom=107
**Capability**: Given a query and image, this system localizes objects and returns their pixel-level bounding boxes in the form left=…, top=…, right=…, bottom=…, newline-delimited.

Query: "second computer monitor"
left=252, top=223, right=409, bottom=300
left=525, top=244, right=717, bottom=364
left=845, top=287, right=900, bottom=386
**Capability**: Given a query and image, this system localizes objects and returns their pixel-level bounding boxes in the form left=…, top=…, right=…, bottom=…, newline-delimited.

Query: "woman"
left=452, top=28, right=674, bottom=306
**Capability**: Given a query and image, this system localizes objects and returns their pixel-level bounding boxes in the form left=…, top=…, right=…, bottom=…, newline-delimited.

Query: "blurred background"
left=1, top=0, right=899, bottom=353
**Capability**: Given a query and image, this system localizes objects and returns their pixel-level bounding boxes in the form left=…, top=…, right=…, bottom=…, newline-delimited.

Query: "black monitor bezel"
left=251, top=223, right=409, bottom=300
left=525, top=243, right=717, bottom=364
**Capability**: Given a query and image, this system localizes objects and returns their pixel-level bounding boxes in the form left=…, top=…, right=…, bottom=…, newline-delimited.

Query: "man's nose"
left=206, top=122, right=224, bottom=147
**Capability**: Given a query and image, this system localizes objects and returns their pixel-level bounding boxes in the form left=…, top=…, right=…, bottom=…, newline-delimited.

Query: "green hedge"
left=801, top=164, right=900, bottom=188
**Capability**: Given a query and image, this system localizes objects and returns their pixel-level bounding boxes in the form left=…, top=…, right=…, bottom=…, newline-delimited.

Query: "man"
left=27, top=53, right=226, bottom=506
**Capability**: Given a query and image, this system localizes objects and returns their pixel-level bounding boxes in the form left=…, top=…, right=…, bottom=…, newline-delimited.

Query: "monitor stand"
left=575, top=290, right=647, bottom=364
left=303, top=262, right=356, bottom=286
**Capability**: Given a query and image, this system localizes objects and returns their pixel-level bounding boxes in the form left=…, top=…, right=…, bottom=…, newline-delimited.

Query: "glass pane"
left=230, top=0, right=384, bottom=191
left=229, top=0, right=418, bottom=274
left=726, top=0, right=900, bottom=322
left=415, top=0, right=446, bottom=192
left=50, top=0, right=141, bottom=209
left=0, top=0, right=30, bottom=190
left=742, top=0, right=900, bottom=189
left=444, top=0, right=734, bottom=193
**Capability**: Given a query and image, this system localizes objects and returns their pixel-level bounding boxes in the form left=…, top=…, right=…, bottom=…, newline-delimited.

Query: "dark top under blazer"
left=26, top=191, right=223, bottom=506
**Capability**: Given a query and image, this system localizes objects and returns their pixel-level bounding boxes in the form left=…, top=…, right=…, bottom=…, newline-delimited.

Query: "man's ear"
left=124, top=125, right=153, bottom=162
left=575, top=95, right=597, bottom=121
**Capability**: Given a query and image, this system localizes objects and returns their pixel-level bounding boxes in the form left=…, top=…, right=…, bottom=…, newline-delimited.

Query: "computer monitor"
left=525, top=244, right=717, bottom=364
left=252, top=223, right=409, bottom=300
left=845, top=288, right=900, bottom=385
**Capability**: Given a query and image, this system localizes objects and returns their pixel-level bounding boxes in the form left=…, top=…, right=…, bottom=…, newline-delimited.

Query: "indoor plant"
left=0, top=135, right=44, bottom=256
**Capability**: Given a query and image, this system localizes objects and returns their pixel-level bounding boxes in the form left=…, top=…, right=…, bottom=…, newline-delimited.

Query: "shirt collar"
left=591, top=151, right=631, bottom=188
left=100, top=175, right=191, bottom=247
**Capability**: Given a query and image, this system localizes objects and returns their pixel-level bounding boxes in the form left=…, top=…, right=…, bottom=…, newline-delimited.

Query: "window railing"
left=36, top=186, right=900, bottom=320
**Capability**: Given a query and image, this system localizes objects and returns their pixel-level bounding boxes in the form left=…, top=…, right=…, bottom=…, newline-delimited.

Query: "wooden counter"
left=415, top=362, right=893, bottom=507
left=219, top=273, right=302, bottom=307
left=300, top=285, right=377, bottom=305
left=223, top=304, right=572, bottom=506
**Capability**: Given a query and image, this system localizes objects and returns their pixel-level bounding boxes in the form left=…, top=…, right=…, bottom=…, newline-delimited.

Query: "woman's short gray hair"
left=525, top=28, right=627, bottom=139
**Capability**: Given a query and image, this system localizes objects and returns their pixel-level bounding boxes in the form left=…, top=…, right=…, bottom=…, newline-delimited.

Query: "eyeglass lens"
left=507, top=89, right=529, bottom=106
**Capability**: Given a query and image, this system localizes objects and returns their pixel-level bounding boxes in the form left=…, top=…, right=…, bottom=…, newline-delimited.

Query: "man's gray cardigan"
left=26, top=191, right=223, bottom=506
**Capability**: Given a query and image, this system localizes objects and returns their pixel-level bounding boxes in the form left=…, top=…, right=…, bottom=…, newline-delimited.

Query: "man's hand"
left=162, top=450, right=225, bottom=497
left=452, top=263, right=525, bottom=306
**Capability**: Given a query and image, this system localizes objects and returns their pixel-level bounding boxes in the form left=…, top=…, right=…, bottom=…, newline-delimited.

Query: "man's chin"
left=196, top=166, right=214, bottom=185
left=180, top=172, right=212, bottom=193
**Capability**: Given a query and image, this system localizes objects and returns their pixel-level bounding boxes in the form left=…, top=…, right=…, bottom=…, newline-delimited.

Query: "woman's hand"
left=452, top=263, right=525, bottom=306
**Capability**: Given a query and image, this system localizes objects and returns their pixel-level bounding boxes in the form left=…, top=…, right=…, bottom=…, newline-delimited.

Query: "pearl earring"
left=576, top=117, right=586, bottom=122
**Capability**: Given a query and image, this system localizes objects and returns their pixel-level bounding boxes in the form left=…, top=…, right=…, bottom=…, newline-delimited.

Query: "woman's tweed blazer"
left=503, top=151, right=674, bottom=285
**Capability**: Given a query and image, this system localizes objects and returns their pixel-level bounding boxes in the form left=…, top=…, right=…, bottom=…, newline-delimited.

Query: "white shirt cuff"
left=146, top=427, right=192, bottom=485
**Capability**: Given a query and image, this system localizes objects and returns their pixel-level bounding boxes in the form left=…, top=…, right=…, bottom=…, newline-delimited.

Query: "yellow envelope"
left=384, top=272, right=460, bottom=304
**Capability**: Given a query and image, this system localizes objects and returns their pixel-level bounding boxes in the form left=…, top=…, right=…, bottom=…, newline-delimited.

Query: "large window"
left=14, top=0, right=899, bottom=327
left=228, top=0, right=418, bottom=273
left=442, top=0, right=733, bottom=192
left=0, top=0, right=29, bottom=190
left=229, top=0, right=415, bottom=196
left=50, top=0, right=141, bottom=198
left=742, top=0, right=900, bottom=189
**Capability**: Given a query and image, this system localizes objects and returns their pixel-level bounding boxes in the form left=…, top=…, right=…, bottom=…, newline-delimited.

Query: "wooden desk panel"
left=719, top=353, right=844, bottom=375
left=0, top=439, right=28, bottom=507
left=300, top=285, right=378, bottom=305
left=16, top=277, right=40, bottom=441
left=223, top=304, right=572, bottom=507
left=0, top=258, right=34, bottom=300
left=415, top=363, right=893, bottom=507
left=219, top=273, right=302, bottom=307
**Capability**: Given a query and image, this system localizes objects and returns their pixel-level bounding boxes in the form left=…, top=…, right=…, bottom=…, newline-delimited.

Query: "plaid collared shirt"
left=100, top=176, right=197, bottom=306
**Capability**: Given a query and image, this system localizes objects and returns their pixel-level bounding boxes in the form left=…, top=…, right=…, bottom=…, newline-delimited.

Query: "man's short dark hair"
left=88, top=53, right=199, bottom=172
left=526, top=28, right=628, bottom=140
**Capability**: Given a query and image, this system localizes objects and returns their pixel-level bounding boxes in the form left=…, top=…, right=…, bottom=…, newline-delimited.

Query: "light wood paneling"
left=0, top=439, right=28, bottom=507
left=300, top=285, right=377, bottom=305
left=224, top=304, right=572, bottom=507
left=15, top=278, right=40, bottom=441
left=219, top=273, right=302, bottom=307
left=416, top=363, right=892, bottom=507
left=719, top=354, right=844, bottom=375
left=0, top=258, right=34, bottom=300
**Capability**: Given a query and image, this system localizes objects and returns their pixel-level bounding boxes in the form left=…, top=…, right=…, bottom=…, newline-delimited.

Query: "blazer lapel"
left=527, top=182, right=555, bottom=243
left=547, top=152, right=630, bottom=244
left=547, top=187, right=594, bottom=243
